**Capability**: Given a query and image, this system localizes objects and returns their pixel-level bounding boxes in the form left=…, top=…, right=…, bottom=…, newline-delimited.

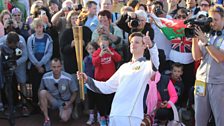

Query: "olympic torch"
left=72, top=26, right=85, bottom=100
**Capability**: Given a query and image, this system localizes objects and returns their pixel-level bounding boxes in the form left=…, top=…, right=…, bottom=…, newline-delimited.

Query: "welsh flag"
left=150, top=13, right=187, bottom=40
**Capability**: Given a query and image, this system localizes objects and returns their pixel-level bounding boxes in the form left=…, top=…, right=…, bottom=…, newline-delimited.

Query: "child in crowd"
left=27, top=18, right=53, bottom=105
left=83, top=42, right=100, bottom=125
left=170, top=62, right=184, bottom=108
left=92, top=34, right=122, bottom=126
left=155, top=73, right=178, bottom=122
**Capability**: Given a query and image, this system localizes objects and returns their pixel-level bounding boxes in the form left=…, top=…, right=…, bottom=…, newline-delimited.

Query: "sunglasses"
left=13, top=14, right=21, bottom=17
left=176, top=15, right=187, bottom=19
left=201, top=4, right=209, bottom=7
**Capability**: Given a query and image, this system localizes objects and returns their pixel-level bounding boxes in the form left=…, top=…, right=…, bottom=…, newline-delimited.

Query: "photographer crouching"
left=0, top=31, right=29, bottom=118
left=116, top=10, right=154, bottom=61
left=192, top=4, right=224, bottom=126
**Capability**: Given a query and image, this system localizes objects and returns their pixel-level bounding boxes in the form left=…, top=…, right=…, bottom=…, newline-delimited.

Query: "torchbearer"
left=77, top=32, right=160, bottom=126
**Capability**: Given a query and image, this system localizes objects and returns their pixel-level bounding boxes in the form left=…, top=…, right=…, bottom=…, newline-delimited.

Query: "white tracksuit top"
left=86, top=45, right=159, bottom=120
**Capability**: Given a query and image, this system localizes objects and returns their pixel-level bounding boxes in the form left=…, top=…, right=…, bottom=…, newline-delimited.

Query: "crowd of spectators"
left=0, top=0, right=224, bottom=126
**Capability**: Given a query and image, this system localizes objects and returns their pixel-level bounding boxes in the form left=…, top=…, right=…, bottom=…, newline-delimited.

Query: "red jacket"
left=92, top=47, right=122, bottom=81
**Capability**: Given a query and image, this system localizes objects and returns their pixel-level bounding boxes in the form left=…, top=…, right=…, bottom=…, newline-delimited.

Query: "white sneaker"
left=86, top=119, right=94, bottom=125
left=97, top=113, right=101, bottom=123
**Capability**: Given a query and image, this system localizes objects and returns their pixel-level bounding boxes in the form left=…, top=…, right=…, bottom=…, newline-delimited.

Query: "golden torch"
left=72, top=26, right=85, bottom=100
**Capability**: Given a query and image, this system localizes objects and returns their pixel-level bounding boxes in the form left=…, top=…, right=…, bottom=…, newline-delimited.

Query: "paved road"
left=0, top=112, right=99, bottom=126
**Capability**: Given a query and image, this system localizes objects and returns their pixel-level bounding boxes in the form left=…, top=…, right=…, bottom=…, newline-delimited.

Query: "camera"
left=1, top=46, right=22, bottom=71
left=154, top=6, right=164, bottom=17
left=102, top=44, right=107, bottom=50
left=40, top=10, right=46, bottom=16
left=67, top=6, right=73, bottom=11
left=7, top=19, right=14, bottom=25
left=184, top=16, right=212, bottom=38
left=98, top=24, right=104, bottom=30
left=97, top=25, right=105, bottom=34
left=127, top=16, right=139, bottom=28
left=63, top=5, right=73, bottom=11
left=75, top=4, right=82, bottom=11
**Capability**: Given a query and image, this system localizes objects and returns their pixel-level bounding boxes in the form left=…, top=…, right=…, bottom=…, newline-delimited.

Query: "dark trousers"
left=29, top=66, right=44, bottom=104
left=155, top=108, right=174, bottom=121
left=96, top=93, right=115, bottom=117
left=2, top=73, right=19, bottom=106
left=87, top=89, right=98, bottom=110
left=182, top=62, right=195, bottom=106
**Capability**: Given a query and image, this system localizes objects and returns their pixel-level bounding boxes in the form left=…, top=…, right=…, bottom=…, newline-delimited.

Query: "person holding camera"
left=192, top=4, right=224, bottom=126
left=11, top=7, right=32, bottom=41
left=0, top=31, right=29, bottom=116
left=92, top=34, right=122, bottom=126
left=51, top=0, right=74, bottom=37
left=51, top=0, right=82, bottom=36
left=91, top=10, right=123, bottom=60
left=0, top=10, right=20, bottom=35
left=150, top=1, right=172, bottom=19
left=146, top=1, right=172, bottom=73
left=117, top=10, right=154, bottom=38
left=47, top=0, right=60, bottom=16
left=38, top=58, right=78, bottom=126
left=4, top=18, right=20, bottom=35
left=116, top=9, right=154, bottom=61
